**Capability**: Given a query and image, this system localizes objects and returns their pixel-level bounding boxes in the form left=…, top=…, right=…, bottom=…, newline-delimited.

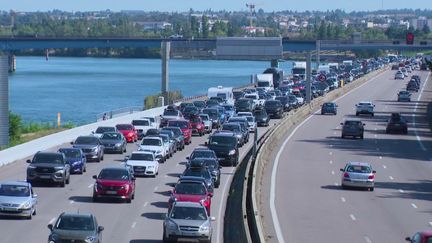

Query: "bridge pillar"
left=0, top=56, right=9, bottom=147
left=8, top=54, right=16, bottom=73
left=306, top=52, right=312, bottom=104
left=316, top=40, right=321, bottom=67
left=161, top=41, right=171, bottom=104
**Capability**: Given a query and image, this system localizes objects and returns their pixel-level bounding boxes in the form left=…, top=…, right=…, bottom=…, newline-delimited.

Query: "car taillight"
left=343, top=172, right=350, bottom=178
left=128, top=132, right=134, bottom=137
left=368, top=174, right=375, bottom=180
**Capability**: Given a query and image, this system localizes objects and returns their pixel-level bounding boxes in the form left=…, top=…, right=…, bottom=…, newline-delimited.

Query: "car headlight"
left=236, top=134, right=242, bottom=139
left=54, top=166, right=64, bottom=171
left=200, top=221, right=210, bottom=232
left=72, top=161, right=81, bottom=166
left=20, top=201, right=32, bottom=209
left=92, top=147, right=98, bottom=152
left=28, top=165, right=36, bottom=169
left=85, top=236, right=96, bottom=243
left=115, top=143, right=122, bottom=147
left=166, top=219, right=178, bottom=230
left=228, top=150, right=236, bottom=156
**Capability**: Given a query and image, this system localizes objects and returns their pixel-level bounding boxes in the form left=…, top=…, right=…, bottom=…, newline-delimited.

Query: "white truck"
left=292, top=62, right=307, bottom=79
left=255, top=74, right=274, bottom=92
left=207, top=86, right=235, bottom=105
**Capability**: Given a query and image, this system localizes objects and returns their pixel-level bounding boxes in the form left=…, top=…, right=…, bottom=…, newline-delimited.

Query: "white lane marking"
left=143, top=202, right=148, bottom=207
left=329, top=152, right=333, bottom=156
left=269, top=71, right=388, bottom=243
left=333, top=131, right=337, bottom=135
left=350, top=214, right=356, bottom=221
left=154, top=186, right=158, bottom=191
left=176, top=163, right=180, bottom=167
left=334, top=182, right=339, bottom=186
left=389, top=176, right=394, bottom=180
left=379, top=156, right=383, bottom=160
left=329, top=160, right=333, bottom=164
left=164, top=175, right=168, bottom=178
left=341, top=197, right=346, bottom=203
left=411, top=203, right=418, bottom=209
left=382, top=165, right=387, bottom=169
left=364, top=236, right=373, bottom=243
left=49, top=217, right=56, bottom=224
left=374, top=134, right=377, bottom=138
left=69, top=200, right=74, bottom=204
left=131, top=222, right=137, bottom=228
left=412, top=72, right=430, bottom=151
left=331, top=170, right=335, bottom=175
left=216, top=167, right=235, bottom=243
left=429, top=222, right=432, bottom=227
left=88, top=184, right=93, bottom=188
left=399, top=189, right=404, bottom=193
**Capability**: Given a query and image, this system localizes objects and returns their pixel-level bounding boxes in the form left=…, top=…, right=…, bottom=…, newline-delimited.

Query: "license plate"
left=2, top=207, right=17, bottom=211
left=40, top=175, right=51, bottom=179
left=106, top=191, right=117, bottom=195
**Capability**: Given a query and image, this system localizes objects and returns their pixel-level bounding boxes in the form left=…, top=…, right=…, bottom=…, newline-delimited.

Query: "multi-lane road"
left=260, top=69, right=432, bottom=243
left=0, top=107, right=280, bottom=242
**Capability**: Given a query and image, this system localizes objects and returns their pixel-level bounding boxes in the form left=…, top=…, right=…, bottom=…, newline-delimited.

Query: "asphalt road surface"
left=261, top=70, right=432, bottom=243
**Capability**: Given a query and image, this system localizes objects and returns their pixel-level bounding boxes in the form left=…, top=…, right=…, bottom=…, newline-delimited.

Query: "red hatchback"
left=189, top=116, right=205, bottom=136
left=168, top=180, right=212, bottom=215
left=167, top=119, right=192, bottom=145
left=92, top=166, right=135, bottom=203
left=116, top=124, right=138, bottom=143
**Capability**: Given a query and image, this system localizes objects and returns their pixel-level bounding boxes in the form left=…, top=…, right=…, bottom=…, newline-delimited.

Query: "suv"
left=48, top=212, right=104, bottom=243
left=264, top=100, right=284, bottom=118
left=206, top=132, right=239, bottom=166
left=235, top=98, right=254, bottom=112
left=386, top=113, right=408, bottom=134
left=341, top=119, right=365, bottom=139
left=26, top=152, right=70, bottom=187
left=138, top=136, right=167, bottom=163
left=253, top=108, right=270, bottom=127
left=321, top=102, right=338, bottom=115
left=132, top=118, right=153, bottom=139
left=355, top=101, right=375, bottom=116
left=222, top=123, right=245, bottom=146
left=92, top=166, right=136, bottom=203
left=163, top=202, right=214, bottom=243
left=72, top=136, right=104, bottom=162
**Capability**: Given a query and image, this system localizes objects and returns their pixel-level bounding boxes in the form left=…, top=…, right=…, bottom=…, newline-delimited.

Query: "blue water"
left=9, top=57, right=293, bottom=125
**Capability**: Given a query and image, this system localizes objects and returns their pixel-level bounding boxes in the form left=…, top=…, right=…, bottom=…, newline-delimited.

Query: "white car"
left=92, top=126, right=118, bottom=138
left=235, top=112, right=257, bottom=133
left=137, top=136, right=167, bottom=163
left=199, top=114, right=213, bottom=133
left=132, top=118, right=152, bottom=138
left=0, top=181, right=37, bottom=219
left=355, top=101, right=375, bottom=116
left=126, top=151, right=159, bottom=177
left=394, top=71, right=405, bottom=80
left=142, top=116, right=160, bottom=129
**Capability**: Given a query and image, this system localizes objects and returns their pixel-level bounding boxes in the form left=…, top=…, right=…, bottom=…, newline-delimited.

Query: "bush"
left=144, top=91, right=183, bottom=109
left=9, top=112, right=22, bottom=143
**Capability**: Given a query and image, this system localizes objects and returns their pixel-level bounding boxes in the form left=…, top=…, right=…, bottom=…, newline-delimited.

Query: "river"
left=9, top=57, right=294, bottom=125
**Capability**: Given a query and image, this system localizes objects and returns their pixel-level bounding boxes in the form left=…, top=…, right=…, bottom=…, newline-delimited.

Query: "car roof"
left=212, top=131, right=236, bottom=137
left=36, top=151, right=63, bottom=156
left=60, top=212, right=94, bottom=218
left=59, top=147, right=81, bottom=151
left=143, top=136, right=162, bottom=140
left=0, top=181, right=30, bottom=187
left=172, top=201, right=203, bottom=208
left=193, top=147, right=213, bottom=151
left=344, top=118, right=362, bottom=122
left=358, top=101, right=373, bottom=104
left=131, top=151, right=154, bottom=155
left=347, top=162, right=371, bottom=167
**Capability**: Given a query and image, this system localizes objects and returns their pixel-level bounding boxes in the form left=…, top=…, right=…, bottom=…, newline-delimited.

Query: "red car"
left=406, top=231, right=432, bottom=243
left=167, top=119, right=192, bottom=145
left=116, top=124, right=138, bottom=143
left=92, top=166, right=135, bottom=203
left=168, top=180, right=212, bottom=215
left=189, top=116, right=205, bottom=136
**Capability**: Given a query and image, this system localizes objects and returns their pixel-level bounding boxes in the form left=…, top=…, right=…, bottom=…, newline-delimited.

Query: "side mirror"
left=186, top=156, right=190, bottom=160
left=92, top=175, right=97, bottom=179
left=372, top=170, right=376, bottom=174
left=47, top=224, right=53, bottom=231
left=363, top=123, right=366, bottom=126
left=340, top=168, right=344, bottom=172
left=204, top=142, right=208, bottom=146
left=33, top=194, right=38, bottom=198
left=210, top=216, right=216, bottom=221
left=91, top=131, right=95, bottom=134
left=340, top=123, right=343, bottom=126
left=26, top=159, right=31, bottom=163
left=98, top=226, right=104, bottom=232
left=70, top=141, right=74, bottom=145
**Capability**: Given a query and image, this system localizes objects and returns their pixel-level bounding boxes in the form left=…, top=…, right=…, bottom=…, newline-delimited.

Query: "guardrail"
left=96, top=106, right=144, bottom=121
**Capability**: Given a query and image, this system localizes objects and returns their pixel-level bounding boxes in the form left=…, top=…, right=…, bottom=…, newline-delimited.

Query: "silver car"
left=340, top=162, right=376, bottom=191
left=163, top=201, right=215, bottom=243
left=0, top=181, right=37, bottom=219
left=199, top=114, right=213, bottom=134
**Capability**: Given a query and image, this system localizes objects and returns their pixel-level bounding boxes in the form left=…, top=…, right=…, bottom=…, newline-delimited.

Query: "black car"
left=206, top=132, right=239, bottom=166
left=183, top=106, right=200, bottom=118
left=321, top=102, right=338, bottom=115
left=26, top=152, right=71, bottom=187
left=235, top=98, right=254, bottom=112
left=341, top=119, right=365, bottom=139
left=253, top=109, right=270, bottom=127
left=228, top=117, right=250, bottom=143
left=264, top=100, right=284, bottom=118
left=187, top=158, right=221, bottom=188
left=406, top=81, right=419, bottom=92
left=386, top=113, right=408, bottom=134
left=275, top=96, right=291, bottom=111
left=221, top=123, right=245, bottom=146
left=233, top=91, right=245, bottom=100
left=287, top=95, right=300, bottom=109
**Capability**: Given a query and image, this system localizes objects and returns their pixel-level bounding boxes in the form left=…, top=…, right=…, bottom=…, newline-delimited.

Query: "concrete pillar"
left=161, top=41, right=171, bottom=104
left=305, top=52, right=312, bottom=104
left=0, top=56, right=9, bottom=147
left=270, top=59, right=279, bottom=68
left=316, top=40, right=321, bottom=67
left=8, top=54, right=16, bottom=73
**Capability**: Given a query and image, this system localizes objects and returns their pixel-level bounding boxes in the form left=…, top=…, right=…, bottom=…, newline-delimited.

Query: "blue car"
left=222, top=104, right=235, bottom=120
left=58, top=148, right=87, bottom=174
left=216, top=106, right=226, bottom=125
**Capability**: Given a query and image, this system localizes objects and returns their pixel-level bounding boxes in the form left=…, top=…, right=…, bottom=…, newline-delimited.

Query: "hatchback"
left=340, top=162, right=376, bottom=191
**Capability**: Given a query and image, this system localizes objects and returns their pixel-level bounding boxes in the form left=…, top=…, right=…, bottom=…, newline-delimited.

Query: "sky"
left=0, top=0, right=430, bottom=12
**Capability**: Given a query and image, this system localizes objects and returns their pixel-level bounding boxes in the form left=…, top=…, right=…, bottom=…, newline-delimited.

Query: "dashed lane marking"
left=329, top=152, right=333, bottom=156
left=154, top=186, right=158, bottom=191
left=364, top=236, right=373, bottom=243
left=143, top=202, right=148, bottom=207
left=379, top=156, right=383, bottom=159
left=389, top=176, right=394, bottom=180
left=382, top=165, right=387, bottom=169
left=88, top=184, right=93, bottom=188
left=411, top=203, right=418, bottom=209
left=69, top=200, right=74, bottom=204
left=329, top=160, right=333, bottom=164
left=131, top=222, right=137, bottom=228
left=350, top=214, right=356, bottom=221
left=341, top=197, right=346, bottom=203
left=331, top=171, right=335, bottom=175
left=49, top=217, right=56, bottom=224
left=399, top=189, right=404, bottom=193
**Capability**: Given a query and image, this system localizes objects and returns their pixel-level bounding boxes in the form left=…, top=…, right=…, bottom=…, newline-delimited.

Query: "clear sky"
left=0, top=0, right=430, bottom=12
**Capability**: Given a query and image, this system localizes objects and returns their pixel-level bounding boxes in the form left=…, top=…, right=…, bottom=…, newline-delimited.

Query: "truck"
left=342, top=60, right=353, bottom=72
left=207, top=86, right=234, bottom=105
left=292, top=62, right=307, bottom=79
left=255, top=74, right=274, bottom=92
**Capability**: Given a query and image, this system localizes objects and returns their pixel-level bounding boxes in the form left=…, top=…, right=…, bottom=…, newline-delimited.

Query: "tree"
left=422, top=24, right=430, bottom=35
left=9, top=112, right=22, bottom=144
left=317, top=21, right=326, bottom=39
left=202, top=15, right=209, bottom=38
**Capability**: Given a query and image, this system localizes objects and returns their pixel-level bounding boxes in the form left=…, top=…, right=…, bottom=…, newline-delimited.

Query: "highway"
left=0, top=111, right=278, bottom=242
left=260, top=69, right=432, bottom=243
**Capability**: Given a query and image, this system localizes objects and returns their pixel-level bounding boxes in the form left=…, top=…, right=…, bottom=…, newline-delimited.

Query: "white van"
left=207, top=86, right=234, bottom=105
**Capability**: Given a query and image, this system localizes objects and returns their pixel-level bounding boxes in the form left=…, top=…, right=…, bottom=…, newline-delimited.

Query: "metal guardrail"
left=96, top=106, right=143, bottom=121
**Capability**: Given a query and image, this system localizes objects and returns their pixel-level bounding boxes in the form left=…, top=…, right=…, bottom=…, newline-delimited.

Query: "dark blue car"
left=58, top=148, right=87, bottom=174
left=321, top=102, right=338, bottom=115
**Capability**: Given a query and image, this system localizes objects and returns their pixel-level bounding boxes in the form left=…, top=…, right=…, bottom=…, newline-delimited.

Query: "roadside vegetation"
left=144, top=91, right=183, bottom=109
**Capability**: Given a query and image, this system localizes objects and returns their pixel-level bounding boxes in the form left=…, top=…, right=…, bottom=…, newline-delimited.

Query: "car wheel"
left=215, top=182, right=220, bottom=188
left=26, top=213, right=32, bottom=220
left=101, top=154, right=104, bottom=161
left=32, top=207, right=37, bottom=216
left=355, top=112, right=359, bottom=116
left=83, top=165, right=87, bottom=173
left=341, top=134, right=345, bottom=139
left=370, top=187, right=374, bottom=192
left=371, top=113, right=374, bottom=117
left=360, top=134, right=364, bottom=139
left=131, top=193, right=135, bottom=200
left=66, top=175, right=70, bottom=184
left=126, top=198, right=132, bottom=204
left=96, top=157, right=101, bottom=162
left=60, top=179, right=66, bottom=188
left=92, top=195, right=98, bottom=202
left=404, top=128, right=408, bottom=134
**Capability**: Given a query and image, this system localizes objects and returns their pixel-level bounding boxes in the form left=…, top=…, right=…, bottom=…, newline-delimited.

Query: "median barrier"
left=246, top=67, right=389, bottom=242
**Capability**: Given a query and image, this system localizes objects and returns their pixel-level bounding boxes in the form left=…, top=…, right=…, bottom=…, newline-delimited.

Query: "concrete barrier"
left=248, top=67, right=389, bottom=242
left=0, top=106, right=166, bottom=167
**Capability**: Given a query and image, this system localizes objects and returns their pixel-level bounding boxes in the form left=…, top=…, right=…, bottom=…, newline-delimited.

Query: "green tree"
left=9, top=111, right=22, bottom=144
left=202, top=15, right=209, bottom=38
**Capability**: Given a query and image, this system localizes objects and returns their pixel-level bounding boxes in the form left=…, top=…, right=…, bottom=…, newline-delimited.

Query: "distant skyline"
left=0, top=0, right=431, bottom=12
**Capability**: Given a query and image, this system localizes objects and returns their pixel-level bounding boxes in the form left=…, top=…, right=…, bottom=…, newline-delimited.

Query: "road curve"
left=260, top=69, right=432, bottom=243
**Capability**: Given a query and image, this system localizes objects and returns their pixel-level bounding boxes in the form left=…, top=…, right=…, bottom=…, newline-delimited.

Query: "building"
left=410, top=17, right=431, bottom=30
left=134, top=21, right=172, bottom=31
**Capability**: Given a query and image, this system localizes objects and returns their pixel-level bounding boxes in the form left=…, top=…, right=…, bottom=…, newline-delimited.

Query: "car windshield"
left=132, top=120, right=149, bottom=126
left=141, top=138, right=162, bottom=146
left=116, top=124, right=132, bottom=130
left=0, top=184, right=30, bottom=197
left=345, top=121, right=362, bottom=126
left=164, top=127, right=182, bottom=136
left=346, top=165, right=371, bottom=173
left=95, top=127, right=115, bottom=133
left=209, top=136, right=236, bottom=146
left=55, top=215, right=95, bottom=231
left=184, top=107, right=197, bottom=112
left=223, top=124, right=240, bottom=132
left=358, top=103, right=372, bottom=106
left=223, top=105, right=234, bottom=111
left=324, top=103, right=335, bottom=107
left=170, top=206, right=207, bottom=220
left=59, top=149, right=81, bottom=159
left=203, top=109, right=218, bottom=116
left=75, top=137, right=99, bottom=145
left=199, top=115, right=209, bottom=121
left=245, top=117, right=254, bottom=122
left=191, top=151, right=216, bottom=159
left=175, top=183, right=206, bottom=195
left=184, top=169, right=211, bottom=180
left=160, top=131, right=173, bottom=138
left=160, top=135, right=169, bottom=143
left=98, top=169, right=129, bottom=180
left=33, top=153, right=64, bottom=164
left=236, top=100, right=250, bottom=106
left=265, top=101, right=281, bottom=107
left=190, top=117, right=201, bottom=123
left=163, top=110, right=179, bottom=116
left=101, top=133, right=122, bottom=140
left=168, top=121, right=189, bottom=129
left=193, top=101, right=206, bottom=107
left=130, top=153, right=154, bottom=161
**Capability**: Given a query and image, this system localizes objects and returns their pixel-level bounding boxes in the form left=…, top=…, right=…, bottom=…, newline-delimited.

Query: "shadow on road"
left=130, top=240, right=161, bottom=243
left=375, top=180, right=432, bottom=203
left=141, top=212, right=165, bottom=220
